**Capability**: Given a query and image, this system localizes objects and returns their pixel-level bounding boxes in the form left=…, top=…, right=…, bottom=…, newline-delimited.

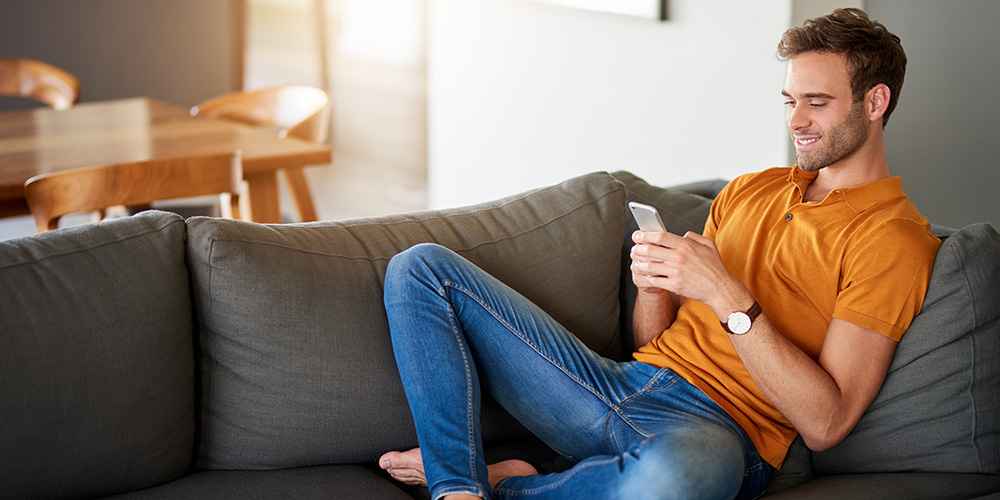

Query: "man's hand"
left=629, top=230, right=681, bottom=348
left=631, top=230, right=749, bottom=319
left=629, top=230, right=669, bottom=294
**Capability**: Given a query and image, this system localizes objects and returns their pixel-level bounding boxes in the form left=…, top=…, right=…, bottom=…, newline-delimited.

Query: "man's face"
left=782, top=51, right=870, bottom=172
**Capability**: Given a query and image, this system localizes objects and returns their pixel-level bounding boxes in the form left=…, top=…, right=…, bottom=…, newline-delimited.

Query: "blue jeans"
left=384, top=244, right=773, bottom=500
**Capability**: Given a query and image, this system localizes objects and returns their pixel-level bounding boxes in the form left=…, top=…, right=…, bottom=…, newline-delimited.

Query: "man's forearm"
left=724, top=306, right=897, bottom=451
left=632, top=289, right=678, bottom=349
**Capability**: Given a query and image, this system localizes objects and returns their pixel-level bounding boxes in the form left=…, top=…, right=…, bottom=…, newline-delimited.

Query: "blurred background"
left=0, top=0, right=996, bottom=239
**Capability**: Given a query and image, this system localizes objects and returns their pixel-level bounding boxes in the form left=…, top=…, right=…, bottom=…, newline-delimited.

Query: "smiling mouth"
left=795, top=136, right=820, bottom=148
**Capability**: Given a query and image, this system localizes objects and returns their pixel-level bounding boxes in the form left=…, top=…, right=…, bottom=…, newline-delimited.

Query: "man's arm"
left=729, top=313, right=895, bottom=450
left=633, top=230, right=897, bottom=451
left=630, top=230, right=682, bottom=348
left=632, top=288, right=680, bottom=349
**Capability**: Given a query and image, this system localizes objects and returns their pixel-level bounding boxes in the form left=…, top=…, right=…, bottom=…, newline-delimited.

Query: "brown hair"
left=777, top=8, right=906, bottom=127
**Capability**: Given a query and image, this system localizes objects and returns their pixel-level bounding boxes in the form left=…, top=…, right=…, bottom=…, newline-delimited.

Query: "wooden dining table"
left=0, top=97, right=332, bottom=223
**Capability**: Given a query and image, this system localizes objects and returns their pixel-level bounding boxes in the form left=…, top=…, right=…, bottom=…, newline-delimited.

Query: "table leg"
left=244, top=171, right=283, bottom=223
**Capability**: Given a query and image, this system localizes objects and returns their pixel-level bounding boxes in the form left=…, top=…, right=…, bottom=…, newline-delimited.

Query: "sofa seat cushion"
left=101, top=465, right=414, bottom=500
left=0, top=212, right=194, bottom=500
left=760, top=472, right=1000, bottom=499
left=814, top=223, right=1000, bottom=474
left=185, top=172, right=627, bottom=470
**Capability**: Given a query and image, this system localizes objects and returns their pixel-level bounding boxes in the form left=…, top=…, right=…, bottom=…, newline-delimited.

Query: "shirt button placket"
left=785, top=213, right=793, bottom=222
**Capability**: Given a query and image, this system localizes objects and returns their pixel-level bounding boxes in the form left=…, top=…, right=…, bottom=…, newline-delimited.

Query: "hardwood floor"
left=248, top=2, right=428, bottom=222
left=304, top=56, right=428, bottom=222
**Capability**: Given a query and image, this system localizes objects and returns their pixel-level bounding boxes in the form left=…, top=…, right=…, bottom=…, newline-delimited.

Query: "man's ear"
left=867, top=84, right=891, bottom=123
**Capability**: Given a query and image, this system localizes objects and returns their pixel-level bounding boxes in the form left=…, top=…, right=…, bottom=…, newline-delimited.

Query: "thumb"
left=682, top=231, right=714, bottom=247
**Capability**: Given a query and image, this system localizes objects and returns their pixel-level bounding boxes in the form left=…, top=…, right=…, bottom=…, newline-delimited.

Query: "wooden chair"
left=190, top=85, right=329, bottom=222
left=0, top=58, right=81, bottom=110
left=24, top=152, right=244, bottom=233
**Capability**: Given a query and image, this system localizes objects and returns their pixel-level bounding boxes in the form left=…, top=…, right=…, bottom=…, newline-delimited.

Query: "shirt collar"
left=787, top=165, right=906, bottom=213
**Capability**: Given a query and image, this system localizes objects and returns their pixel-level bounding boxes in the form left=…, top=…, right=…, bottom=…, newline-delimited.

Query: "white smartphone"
left=628, top=201, right=667, bottom=232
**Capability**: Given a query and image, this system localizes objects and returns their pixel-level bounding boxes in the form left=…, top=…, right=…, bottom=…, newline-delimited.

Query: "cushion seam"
left=957, top=241, right=985, bottom=471
left=0, top=218, right=183, bottom=271
left=196, top=237, right=218, bottom=469
left=968, top=331, right=984, bottom=472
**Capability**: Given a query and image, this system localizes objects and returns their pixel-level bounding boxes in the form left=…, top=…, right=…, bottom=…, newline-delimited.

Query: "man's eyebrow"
left=781, top=90, right=836, bottom=99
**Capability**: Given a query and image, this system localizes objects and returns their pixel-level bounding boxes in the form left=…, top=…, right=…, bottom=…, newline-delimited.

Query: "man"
left=380, top=8, right=940, bottom=500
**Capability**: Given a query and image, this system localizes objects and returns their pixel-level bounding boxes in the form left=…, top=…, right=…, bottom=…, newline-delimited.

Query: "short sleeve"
left=834, top=218, right=941, bottom=340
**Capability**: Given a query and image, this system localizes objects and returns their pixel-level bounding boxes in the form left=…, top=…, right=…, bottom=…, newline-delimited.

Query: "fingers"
left=632, top=229, right=681, bottom=245
left=630, top=251, right=671, bottom=294
left=630, top=229, right=725, bottom=301
left=630, top=230, right=674, bottom=290
left=680, top=230, right=717, bottom=251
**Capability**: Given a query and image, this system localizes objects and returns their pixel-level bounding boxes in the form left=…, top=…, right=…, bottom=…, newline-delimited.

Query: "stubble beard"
left=795, top=101, right=869, bottom=173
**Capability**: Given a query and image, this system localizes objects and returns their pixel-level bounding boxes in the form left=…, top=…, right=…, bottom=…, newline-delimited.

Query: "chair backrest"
left=190, top=85, right=330, bottom=143
left=0, top=58, right=81, bottom=110
left=24, top=152, right=244, bottom=233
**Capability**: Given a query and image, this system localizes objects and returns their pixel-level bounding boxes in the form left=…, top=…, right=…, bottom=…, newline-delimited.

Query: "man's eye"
left=784, top=100, right=796, bottom=107
left=809, top=102, right=827, bottom=108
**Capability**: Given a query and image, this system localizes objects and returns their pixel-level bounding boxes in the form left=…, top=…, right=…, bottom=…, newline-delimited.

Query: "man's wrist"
left=722, top=300, right=762, bottom=335
left=710, top=279, right=756, bottom=324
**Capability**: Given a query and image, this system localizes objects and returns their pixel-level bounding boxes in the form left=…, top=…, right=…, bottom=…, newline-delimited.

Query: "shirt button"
left=785, top=213, right=793, bottom=221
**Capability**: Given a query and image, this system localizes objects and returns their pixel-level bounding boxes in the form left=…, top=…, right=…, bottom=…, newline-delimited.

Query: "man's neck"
left=803, top=131, right=890, bottom=202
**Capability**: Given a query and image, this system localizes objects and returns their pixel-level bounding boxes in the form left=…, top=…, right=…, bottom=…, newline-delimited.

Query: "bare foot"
left=379, top=448, right=427, bottom=486
left=487, top=459, right=538, bottom=487
left=379, top=448, right=538, bottom=489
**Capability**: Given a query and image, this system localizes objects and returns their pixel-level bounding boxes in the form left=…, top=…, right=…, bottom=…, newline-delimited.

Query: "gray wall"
left=867, top=0, right=998, bottom=228
left=0, top=0, right=240, bottom=111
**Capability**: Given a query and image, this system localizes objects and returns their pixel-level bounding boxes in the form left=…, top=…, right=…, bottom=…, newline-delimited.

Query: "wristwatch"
left=722, top=300, right=762, bottom=335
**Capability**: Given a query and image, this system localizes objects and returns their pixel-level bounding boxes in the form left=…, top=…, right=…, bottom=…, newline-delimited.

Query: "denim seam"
left=434, top=485, right=489, bottom=500
left=439, top=282, right=485, bottom=497
left=442, top=279, right=659, bottom=450
left=442, top=280, right=617, bottom=411
left=744, top=461, right=765, bottom=477
left=494, top=454, right=624, bottom=497
left=609, top=372, right=679, bottom=440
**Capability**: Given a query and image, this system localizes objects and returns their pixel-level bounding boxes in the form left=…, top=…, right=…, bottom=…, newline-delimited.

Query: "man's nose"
left=787, top=105, right=810, bottom=131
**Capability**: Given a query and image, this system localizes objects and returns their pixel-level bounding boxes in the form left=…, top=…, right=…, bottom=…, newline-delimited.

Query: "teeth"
left=797, top=137, right=819, bottom=145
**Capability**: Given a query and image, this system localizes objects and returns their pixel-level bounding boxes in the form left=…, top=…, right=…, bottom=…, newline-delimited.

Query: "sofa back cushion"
left=814, top=222, right=1000, bottom=474
left=186, top=172, right=626, bottom=470
left=0, top=212, right=195, bottom=500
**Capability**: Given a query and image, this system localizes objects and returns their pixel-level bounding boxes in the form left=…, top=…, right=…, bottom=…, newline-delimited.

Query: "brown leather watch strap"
left=721, top=300, right=762, bottom=334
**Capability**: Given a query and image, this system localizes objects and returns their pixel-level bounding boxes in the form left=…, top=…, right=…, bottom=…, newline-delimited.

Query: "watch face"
left=727, top=312, right=752, bottom=335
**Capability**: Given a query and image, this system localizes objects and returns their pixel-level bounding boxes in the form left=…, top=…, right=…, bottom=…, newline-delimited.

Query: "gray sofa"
left=1, top=171, right=998, bottom=500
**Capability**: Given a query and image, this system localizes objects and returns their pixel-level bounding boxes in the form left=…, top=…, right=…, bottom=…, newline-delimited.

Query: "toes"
left=379, top=452, right=400, bottom=470
left=379, top=448, right=427, bottom=487
left=380, top=448, right=422, bottom=469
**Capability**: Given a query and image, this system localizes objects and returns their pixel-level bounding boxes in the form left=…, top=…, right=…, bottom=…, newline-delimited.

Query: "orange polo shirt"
left=633, top=166, right=940, bottom=468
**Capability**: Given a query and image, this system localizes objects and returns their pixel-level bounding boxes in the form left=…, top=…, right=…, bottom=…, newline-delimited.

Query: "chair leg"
left=220, top=193, right=241, bottom=221
left=283, top=167, right=318, bottom=222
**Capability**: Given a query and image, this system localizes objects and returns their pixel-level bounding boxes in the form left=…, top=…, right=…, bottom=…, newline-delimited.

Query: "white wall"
left=427, top=0, right=792, bottom=208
